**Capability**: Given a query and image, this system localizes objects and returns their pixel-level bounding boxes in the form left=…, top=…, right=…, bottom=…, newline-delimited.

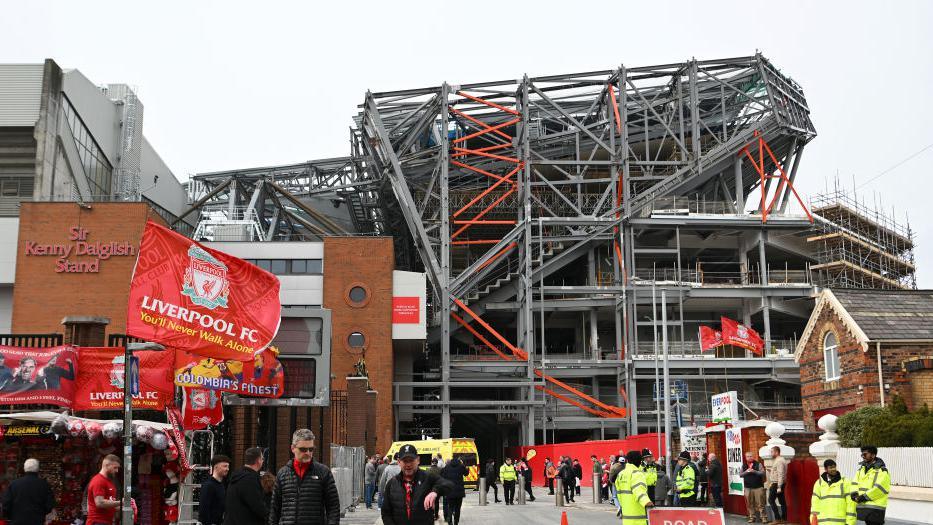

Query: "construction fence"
left=331, top=444, right=366, bottom=515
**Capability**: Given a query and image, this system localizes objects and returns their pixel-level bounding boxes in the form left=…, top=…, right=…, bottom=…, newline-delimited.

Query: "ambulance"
left=385, top=438, right=481, bottom=489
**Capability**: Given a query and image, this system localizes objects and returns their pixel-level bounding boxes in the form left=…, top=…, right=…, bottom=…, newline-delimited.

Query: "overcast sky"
left=3, top=1, right=933, bottom=284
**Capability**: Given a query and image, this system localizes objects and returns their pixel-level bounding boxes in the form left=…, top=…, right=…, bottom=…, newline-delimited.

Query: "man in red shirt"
left=86, top=455, right=121, bottom=525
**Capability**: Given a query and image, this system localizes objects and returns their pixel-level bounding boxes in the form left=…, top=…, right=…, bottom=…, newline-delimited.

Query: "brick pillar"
left=346, top=377, right=368, bottom=449
left=365, top=390, right=378, bottom=456
left=275, top=407, right=291, bottom=468
left=61, top=316, right=110, bottom=346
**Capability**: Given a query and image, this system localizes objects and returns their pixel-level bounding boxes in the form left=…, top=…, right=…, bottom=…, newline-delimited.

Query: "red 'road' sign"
left=648, top=507, right=725, bottom=525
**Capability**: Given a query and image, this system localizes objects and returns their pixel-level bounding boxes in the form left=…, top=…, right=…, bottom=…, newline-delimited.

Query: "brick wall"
left=12, top=202, right=166, bottom=336
left=910, top=368, right=933, bottom=408
left=798, top=302, right=933, bottom=429
left=322, top=237, right=394, bottom=454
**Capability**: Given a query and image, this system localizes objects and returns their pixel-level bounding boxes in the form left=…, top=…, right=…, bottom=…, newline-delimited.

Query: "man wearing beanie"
left=811, top=460, right=857, bottom=525
left=675, top=451, right=699, bottom=506
left=614, top=450, right=653, bottom=525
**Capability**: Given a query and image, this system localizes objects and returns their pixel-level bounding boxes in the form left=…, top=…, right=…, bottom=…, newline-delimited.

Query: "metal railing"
left=629, top=267, right=810, bottom=286
left=0, top=333, right=64, bottom=347
left=330, top=445, right=366, bottom=515
left=632, top=340, right=798, bottom=358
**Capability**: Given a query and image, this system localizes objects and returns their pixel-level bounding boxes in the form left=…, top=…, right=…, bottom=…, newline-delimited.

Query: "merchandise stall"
left=0, top=412, right=183, bottom=525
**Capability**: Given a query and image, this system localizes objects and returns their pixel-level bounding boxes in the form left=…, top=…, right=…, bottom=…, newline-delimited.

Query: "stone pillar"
left=365, top=390, right=378, bottom=455
left=808, top=414, right=840, bottom=465
left=61, top=316, right=109, bottom=346
left=346, top=376, right=371, bottom=449
left=760, top=421, right=796, bottom=476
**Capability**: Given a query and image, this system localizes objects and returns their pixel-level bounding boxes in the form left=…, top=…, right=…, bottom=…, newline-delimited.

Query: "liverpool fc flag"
left=720, top=317, right=764, bottom=355
left=699, top=326, right=723, bottom=352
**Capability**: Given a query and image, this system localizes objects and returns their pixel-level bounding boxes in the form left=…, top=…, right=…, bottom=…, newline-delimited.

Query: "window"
left=255, top=259, right=271, bottom=272
left=291, top=260, right=307, bottom=273
left=270, top=259, right=287, bottom=274
left=823, top=332, right=840, bottom=381
left=61, top=95, right=112, bottom=199
left=347, top=332, right=365, bottom=348
left=349, top=286, right=367, bottom=304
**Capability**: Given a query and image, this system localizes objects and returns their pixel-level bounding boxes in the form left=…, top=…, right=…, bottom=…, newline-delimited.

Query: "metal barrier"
left=331, top=445, right=366, bottom=514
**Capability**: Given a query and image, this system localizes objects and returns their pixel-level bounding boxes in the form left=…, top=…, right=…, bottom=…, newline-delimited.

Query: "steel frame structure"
left=355, top=54, right=816, bottom=441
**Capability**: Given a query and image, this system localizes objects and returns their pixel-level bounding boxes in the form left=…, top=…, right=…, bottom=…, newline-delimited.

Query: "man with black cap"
left=811, top=459, right=856, bottom=525
left=639, top=449, right=661, bottom=504
left=381, top=444, right=453, bottom=525
left=674, top=451, right=699, bottom=506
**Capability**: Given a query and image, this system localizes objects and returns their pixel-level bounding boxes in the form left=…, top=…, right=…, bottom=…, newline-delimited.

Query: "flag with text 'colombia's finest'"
left=126, top=221, right=281, bottom=361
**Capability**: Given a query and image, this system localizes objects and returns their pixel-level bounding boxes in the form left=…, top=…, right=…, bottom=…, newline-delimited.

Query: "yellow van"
left=385, top=438, right=480, bottom=488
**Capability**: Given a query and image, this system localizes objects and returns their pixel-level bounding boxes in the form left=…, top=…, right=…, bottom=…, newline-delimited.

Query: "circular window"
left=347, top=332, right=366, bottom=348
left=344, top=282, right=372, bottom=308
left=349, top=286, right=368, bottom=303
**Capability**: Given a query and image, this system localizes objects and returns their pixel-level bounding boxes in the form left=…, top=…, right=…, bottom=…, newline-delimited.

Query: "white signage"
left=711, top=391, right=740, bottom=423
left=725, top=427, right=744, bottom=495
left=679, top=426, right=706, bottom=455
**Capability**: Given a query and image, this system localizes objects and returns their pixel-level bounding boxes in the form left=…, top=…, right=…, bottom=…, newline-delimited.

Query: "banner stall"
left=0, top=411, right=183, bottom=525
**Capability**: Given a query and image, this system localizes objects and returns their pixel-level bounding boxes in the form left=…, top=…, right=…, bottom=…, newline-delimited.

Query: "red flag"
left=173, top=347, right=284, bottom=398
left=720, top=317, right=764, bottom=355
left=73, top=347, right=174, bottom=411
left=126, top=221, right=281, bottom=361
left=0, top=345, right=78, bottom=407
left=699, top=326, right=723, bottom=352
left=165, top=406, right=191, bottom=475
left=181, top=387, right=224, bottom=429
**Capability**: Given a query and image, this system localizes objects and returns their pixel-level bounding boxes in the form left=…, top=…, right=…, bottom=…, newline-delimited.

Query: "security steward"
left=381, top=444, right=453, bottom=525
left=639, top=449, right=661, bottom=504
left=850, top=445, right=890, bottom=525
left=811, top=459, right=857, bottom=525
left=675, top=451, right=699, bottom=506
left=499, top=458, right=518, bottom=505
left=614, top=450, right=653, bottom=525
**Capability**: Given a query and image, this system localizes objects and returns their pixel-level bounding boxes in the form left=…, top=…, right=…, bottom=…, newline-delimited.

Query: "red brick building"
left=794, top=289, right=933, bottom=429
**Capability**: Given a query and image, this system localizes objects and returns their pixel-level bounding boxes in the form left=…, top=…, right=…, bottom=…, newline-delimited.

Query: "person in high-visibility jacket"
left=499, top=457, right=518, bottom=505
left=850, top=445, right=890, bottom=525
left=811, top=459, right=857, bottom=525
left=614, top=450, right=653, bottom=525
left=639, top=449, right=661, bottom=504
left=675, top=451, right=698, bottom=506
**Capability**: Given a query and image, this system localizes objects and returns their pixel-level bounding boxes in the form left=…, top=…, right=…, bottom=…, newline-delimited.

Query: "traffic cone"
left=560, top=510, right=569, bottom=525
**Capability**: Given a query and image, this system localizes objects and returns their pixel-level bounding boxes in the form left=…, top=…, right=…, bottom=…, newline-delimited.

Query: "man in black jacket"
left=200, top=455, right=231, bottom=525
left=269, top=429, right=340, bottom=525
left=382, top=444, right=453, bottom=525
left=1, top=459, right=54, bottom=525
left=707, top=453, right=724, bottom=508
left=225, top=447, right=267, bottom=525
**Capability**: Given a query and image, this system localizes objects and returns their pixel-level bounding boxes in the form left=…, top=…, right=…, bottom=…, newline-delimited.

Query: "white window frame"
left=823, top=331, right=841, bottom=381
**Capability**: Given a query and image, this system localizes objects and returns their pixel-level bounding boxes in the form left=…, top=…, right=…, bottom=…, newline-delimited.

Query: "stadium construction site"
left=181, top=53, right=916, bottom=452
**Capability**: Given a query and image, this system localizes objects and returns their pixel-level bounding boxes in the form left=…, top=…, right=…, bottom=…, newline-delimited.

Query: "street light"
left=122, top=342, right=166, bottom=525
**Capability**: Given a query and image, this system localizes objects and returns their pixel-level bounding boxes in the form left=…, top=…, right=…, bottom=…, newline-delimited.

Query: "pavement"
left=345, top=486, right=752, bottom=525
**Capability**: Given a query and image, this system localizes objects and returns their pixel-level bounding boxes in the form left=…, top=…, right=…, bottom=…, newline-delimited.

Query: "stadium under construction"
left=181, top=54, right=916, bottom=454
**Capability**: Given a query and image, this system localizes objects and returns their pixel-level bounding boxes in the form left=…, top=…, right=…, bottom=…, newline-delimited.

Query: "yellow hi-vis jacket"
left=810, top=474, right=857, bottom=525
left=614, top=464, right=651, bottom=525
left=499, top=463, right=517, bottom=482
left=640, top=463, right=659, bottom=487
left=676, top=463, right=697, bottom=498
left=854, top=460, right=890, bottom=512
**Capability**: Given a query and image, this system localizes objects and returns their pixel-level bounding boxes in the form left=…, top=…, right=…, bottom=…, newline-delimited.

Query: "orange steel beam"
left=456, top=91, right=520, bottom=116
left=452, top=143, right=512, bottom=159
left=452, top=117, right=520, bottom=144
left=608, top=84, right=623, bottom=133
left=453, top=219, right=516, bottom=225
left=761, top=139, right=813, bottom=222
left=534, top=369, right=628, bottom=417
left=535, top=386, right=616, bottom=418
left=451, top=239, right=502, bottom=245
left=452, top=165, right=520, bottom=218
left=452, top=147, right=520, bottom=164
left=449, top=107, right=512, bottom=141
left=451, top=188, right=517, bottom=239
left=739, top=133, right=811, bottom=223
left=453, top=298, right=528, bottom=360
left=478, top=242, right=516, bottom=271
left=451, top=160, right=513, bottom=183
left=451, top=312, right=513, bottom=361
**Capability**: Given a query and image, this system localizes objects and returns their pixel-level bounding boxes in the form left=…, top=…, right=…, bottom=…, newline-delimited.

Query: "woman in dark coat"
left=440, top=458, right=466, bottom=525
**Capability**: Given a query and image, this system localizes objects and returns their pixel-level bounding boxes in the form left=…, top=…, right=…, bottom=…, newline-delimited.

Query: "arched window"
left=823, top=332, right=840, bottom=381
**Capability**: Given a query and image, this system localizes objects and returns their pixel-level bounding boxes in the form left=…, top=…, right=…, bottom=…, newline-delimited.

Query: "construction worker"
left=499, top=458, right=518, bottom=505
left=850, top=445, right=890, bottom=525
left=811, top=459, right=856, bottom=525
left=614, top=450, right=653, bottom=525
left=674, top=451, right=698, bottom=506
left=639, top=449, right=661, bottom=504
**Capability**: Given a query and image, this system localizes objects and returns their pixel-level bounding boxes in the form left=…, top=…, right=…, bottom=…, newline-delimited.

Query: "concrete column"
left=734, top=157, right=745, bottom=213
left=758, top=231, right=772, bottom=352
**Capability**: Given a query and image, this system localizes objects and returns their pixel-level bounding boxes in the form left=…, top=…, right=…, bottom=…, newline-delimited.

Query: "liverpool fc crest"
left=181, top=246, right=230, bottom=309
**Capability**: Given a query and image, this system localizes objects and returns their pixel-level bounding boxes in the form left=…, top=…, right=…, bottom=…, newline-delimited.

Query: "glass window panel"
left=307, top=259, right=323, bottom=274
left=270, top=259, right=287, bottom=274
left=291, top=260, right=307, bottom=274
left=256, top=259, right=271, bottom=271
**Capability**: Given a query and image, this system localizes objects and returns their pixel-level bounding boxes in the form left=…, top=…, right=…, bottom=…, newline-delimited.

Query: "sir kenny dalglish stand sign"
left=648, top=507, right=726, bottom=525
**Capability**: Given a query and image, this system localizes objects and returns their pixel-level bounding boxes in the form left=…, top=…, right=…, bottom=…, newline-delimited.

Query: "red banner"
left=173, top=347, right=283, bottom=398
left=699, top=326, right=723, bottom=352
left=165, top=406, right=191, bottom=475
left=0, top=345, right=77, bottom=407
left=649, top=507, right=725, bottom=525
left=73, top=347, right=174, bottom=411
left=181, top=388, right=224, bottom=430
left=720, top=316, right=764, bottom=355
left=126, top=222, right=282, bottom=361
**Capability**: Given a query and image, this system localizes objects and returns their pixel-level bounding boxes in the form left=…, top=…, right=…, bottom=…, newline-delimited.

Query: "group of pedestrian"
left=480, top=456, right=535, bottom=506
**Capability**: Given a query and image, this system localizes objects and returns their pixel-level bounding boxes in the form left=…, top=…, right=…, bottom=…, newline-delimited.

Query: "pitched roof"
left=831, top=289, right=933, bottom=341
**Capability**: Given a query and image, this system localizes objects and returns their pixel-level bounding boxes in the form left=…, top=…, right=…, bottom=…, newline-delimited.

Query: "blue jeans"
left=610, top=484, right=619, bottom=508
left=377, top=486, right=384, bottom=508
left=365, top=481, right=375, bottom=508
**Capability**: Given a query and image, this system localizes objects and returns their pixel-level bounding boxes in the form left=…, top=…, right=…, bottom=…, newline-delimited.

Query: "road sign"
left=653, top=379, right=688, bottom=401
left=648, top=507, right=725, bottom=525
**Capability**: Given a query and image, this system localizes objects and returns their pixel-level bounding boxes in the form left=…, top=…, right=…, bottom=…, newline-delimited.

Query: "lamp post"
left=123, top=342, right=166, bottom=525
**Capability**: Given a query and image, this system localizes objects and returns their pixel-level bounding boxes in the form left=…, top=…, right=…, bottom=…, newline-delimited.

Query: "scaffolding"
left=810, top=187, right=916, bottom=290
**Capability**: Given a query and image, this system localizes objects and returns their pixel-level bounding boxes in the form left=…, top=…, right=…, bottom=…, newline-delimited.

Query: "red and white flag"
left=126, top=221, right=281, bottom=361
left=720, top=317, right=764, bottom=355
left=699, top=326, right=723, bottom=352
left=181, top=387, right=224, bottom=430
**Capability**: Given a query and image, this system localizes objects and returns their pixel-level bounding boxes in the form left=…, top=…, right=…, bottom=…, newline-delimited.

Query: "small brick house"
left=795, top=289, right=933, bottom=430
